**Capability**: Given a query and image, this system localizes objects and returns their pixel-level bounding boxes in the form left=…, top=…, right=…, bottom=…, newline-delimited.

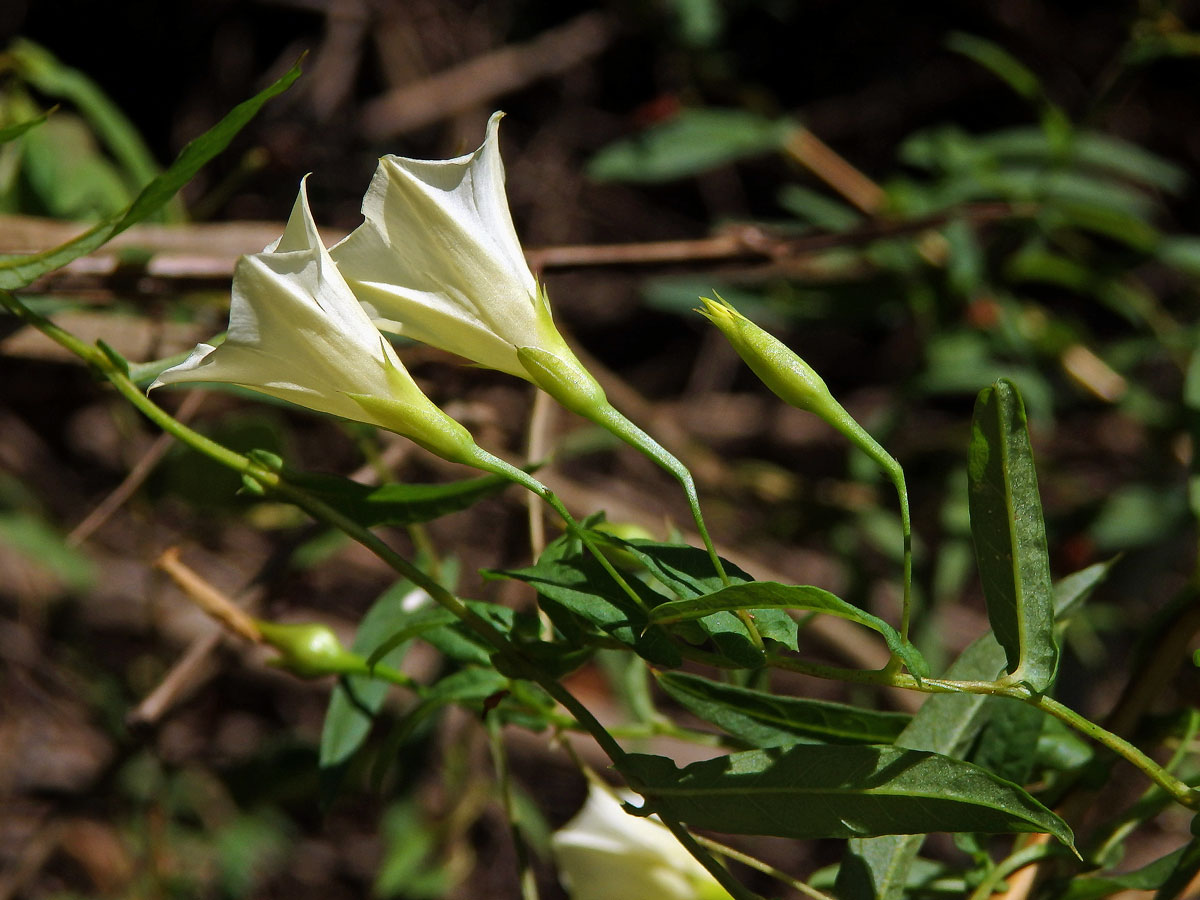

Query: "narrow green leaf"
left=971, top=700, right=1046, bottom=785
left=587, top=108, right=794, bottom=183
left=600, top=535, right=800, bottom=656
left=657, top=671, right=910, bottom=747
left=363, top=606, right=459, bottom=669
left=967, top=378, right=1059, bottom=690
left=649, top=581, right=926, bottom=676
left=0, top=509, right=95, bottom=591
left=10, top=39, right=166, bottom=203
left=389, top=667, right=511, bottom=745
left=285, top=467, right=518, bottom=528
left=0, top=107, right=54, bottom=144
left=835, top=634, right=1007, bottom=900
left=946, top=32, right=1042, bottom=100
left=1053, top=558, right=1118, bottom=619
left=421, top=600, right=516, bottom=667
left=624, top=745, right=1074, bottom=845
left=0, top=59, right=302, bottom=290
left=487, top=533, right=681, bottom=666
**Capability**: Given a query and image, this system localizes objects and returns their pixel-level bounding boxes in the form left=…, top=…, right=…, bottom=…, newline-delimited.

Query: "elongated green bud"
left=696, top=296, right=851, bottom=430
left=698, top=294, right=916, bottom=646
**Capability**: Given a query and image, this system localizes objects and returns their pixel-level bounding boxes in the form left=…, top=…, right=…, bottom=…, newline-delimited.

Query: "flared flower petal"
left=152, top=178, right=476, bottom=462
left=551, top=785, right=732, bottom=900
left=330, top=112, right=600, bottom=409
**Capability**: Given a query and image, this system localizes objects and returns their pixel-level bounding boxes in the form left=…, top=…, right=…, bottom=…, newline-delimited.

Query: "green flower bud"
left=697, top=295, right=847, bottom=426
left=254, top=620, right=368, bottom=679
left=698, top=294, right=916, bottom=649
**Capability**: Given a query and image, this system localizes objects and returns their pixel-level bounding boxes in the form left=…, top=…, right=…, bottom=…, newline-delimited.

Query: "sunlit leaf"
left=649, top=581, right=926, bottom=676
left=968, top=379, right=1059, bottom=690
left=625, top=745, right=1073, bottom=844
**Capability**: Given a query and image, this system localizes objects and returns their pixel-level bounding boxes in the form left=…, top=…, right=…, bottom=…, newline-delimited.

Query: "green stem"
left=964, top=840, right=1060, bottom=900
left=462, top=447, right=653, bottom=616
left=656, top=816, right=766, bottom=900
left=486, top=713, right=539, bottom=900
left=1035, top=695, right=1200, bottom=810
left=582, top=403, right=768, bottom=652
left=695, top=834, right=835, bottom=900
left=833, top=413, right=913, bottom=645
left=764, top=648, right=1200, bottom=810
left=4, top=293, right=757, bottom=896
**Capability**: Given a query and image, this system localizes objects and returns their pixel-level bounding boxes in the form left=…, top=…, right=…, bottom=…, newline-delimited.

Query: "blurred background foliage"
left=1, top=0, right=1199, bottom=898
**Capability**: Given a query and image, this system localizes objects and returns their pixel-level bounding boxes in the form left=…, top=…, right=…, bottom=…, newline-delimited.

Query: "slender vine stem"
left=764, top=647, right=1200, bottom=810
left=963, top=840, right=1061, bottom=900
left=578, top=402, right=769, bottom=652
left=486, top=713, right=539, bottom=900
left=695, top=834, right=837, bottom=900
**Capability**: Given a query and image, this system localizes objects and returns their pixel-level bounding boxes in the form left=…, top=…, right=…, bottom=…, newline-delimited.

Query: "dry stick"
left=783, top=126, right=886, bottom=215
left=125, top=631, right=223, bottom=728
left=67, top=390, right=205, bottom=547
left=0, top=203, right=1031, bottom=294
left=360, top=11, right=613, bottom=141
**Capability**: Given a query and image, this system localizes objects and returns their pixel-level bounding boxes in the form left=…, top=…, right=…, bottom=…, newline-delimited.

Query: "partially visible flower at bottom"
left=551, top=784, right=733, bottom=900
left=150, top=177, right=479, bottom=465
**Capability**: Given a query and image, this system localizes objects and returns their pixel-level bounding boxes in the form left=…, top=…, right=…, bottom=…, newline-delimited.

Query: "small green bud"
left=254, top=620, right=368, bottom=679
left=246, top=448, right=285, bottom=472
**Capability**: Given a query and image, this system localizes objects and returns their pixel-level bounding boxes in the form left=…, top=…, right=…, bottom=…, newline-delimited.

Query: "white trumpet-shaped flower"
left=551, top=785, right=732, bottom=900
left=330, top=112, right=606, bottom=416
left=151, top=178, right=478, bottom=464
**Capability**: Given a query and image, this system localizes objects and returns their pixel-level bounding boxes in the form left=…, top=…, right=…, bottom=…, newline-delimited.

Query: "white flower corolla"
left=330, top=112, right=607, bottom=417
left=151, top=178, right=478, bottom=464
left=551, top=785, right=732, bottom=900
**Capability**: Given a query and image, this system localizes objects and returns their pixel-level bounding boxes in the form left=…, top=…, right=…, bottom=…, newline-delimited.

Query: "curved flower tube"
left=332, top=112, right=739, bottom=593
left=151, top=178, right=481, bottom=465
left=698, top=294, right=913, bottom=642
left=331, top=111, right=595, bottom=395
left=152, top=178, right=652, bottom=615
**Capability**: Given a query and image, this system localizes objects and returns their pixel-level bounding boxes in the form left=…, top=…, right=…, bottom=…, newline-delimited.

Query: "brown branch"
left=0, top=202, right=1031, bottom=290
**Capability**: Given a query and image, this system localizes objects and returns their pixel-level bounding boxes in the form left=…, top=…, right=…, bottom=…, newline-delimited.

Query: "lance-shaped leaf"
left=0, top=60, right=302, bottom=290
left=656, top=671, right=910, bottom=747
left=595, top=536, right=800, bottom=652
left=835, top=559, right=1111, bottom=900
left=624, top=745, right=1074, bottom=846
left=649, top=581, right=927, bottom=677
left=967, top=378, right=1059, bottom=690
left=487, top=533, right=681, bottom=667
